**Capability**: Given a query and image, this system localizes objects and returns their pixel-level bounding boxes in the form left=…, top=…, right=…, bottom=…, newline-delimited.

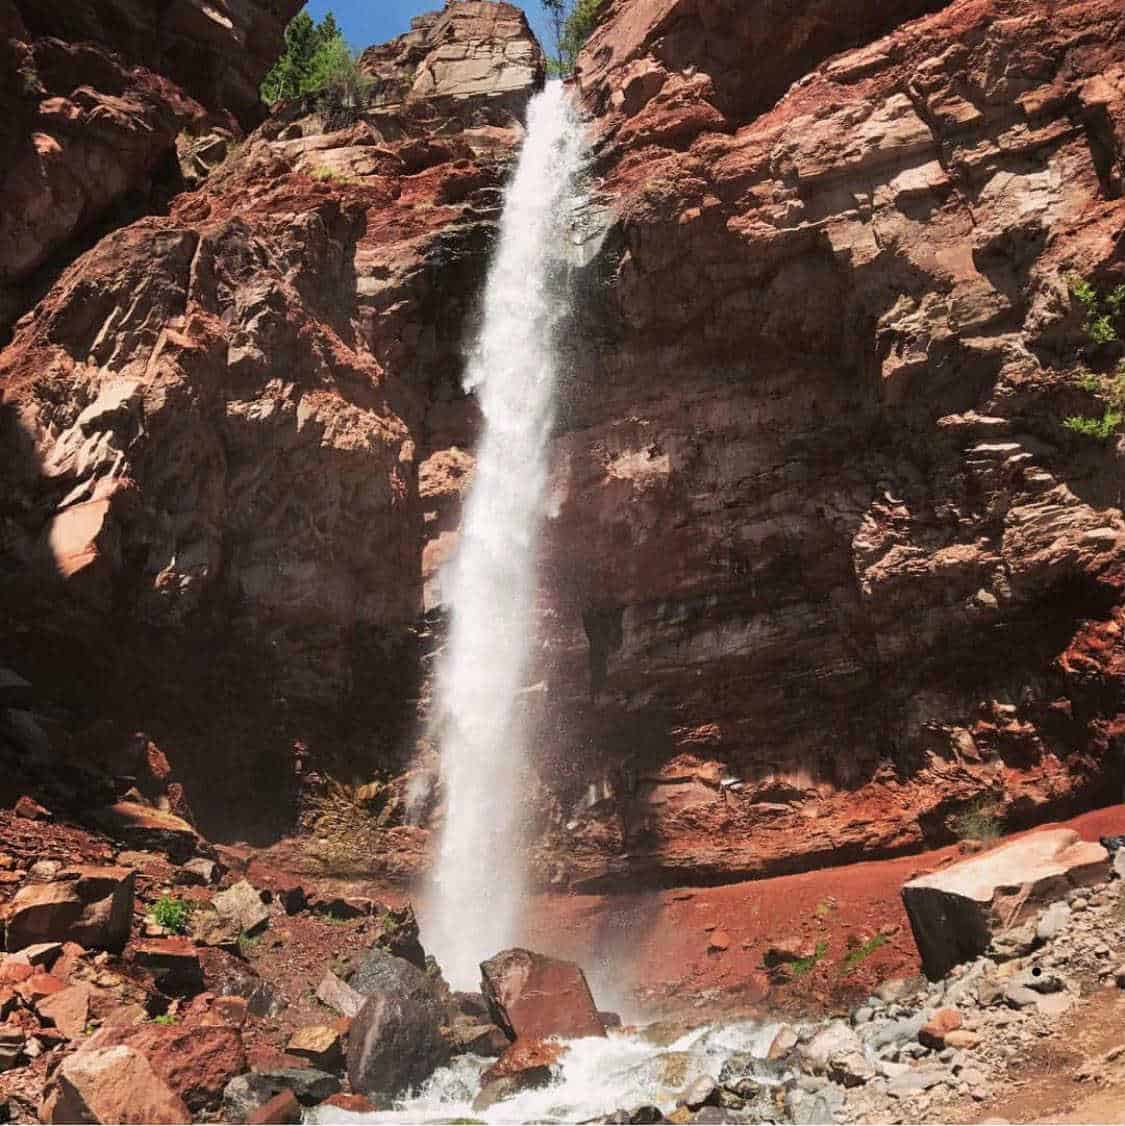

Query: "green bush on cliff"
left=261, top=9, right=370, bottom=106
left=1069, top=276, right=1125, bottom=346
left=543, top=0, right=605, bottom=75
left=1064, top=363, right=1125, bottom=442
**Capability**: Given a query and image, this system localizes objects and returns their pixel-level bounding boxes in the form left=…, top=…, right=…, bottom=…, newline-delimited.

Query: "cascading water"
left=422, top=81, right=587, bottom=989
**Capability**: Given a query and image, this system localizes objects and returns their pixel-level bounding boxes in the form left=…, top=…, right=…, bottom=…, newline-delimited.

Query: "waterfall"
left=423, top=82, right=586, bottom=989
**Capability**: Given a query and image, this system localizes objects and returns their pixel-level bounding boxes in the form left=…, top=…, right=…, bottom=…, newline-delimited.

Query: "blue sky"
left=302, top=1, right=553, bottom=56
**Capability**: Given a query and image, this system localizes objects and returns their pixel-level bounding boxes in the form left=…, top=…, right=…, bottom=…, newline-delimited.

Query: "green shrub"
left=949, top=797, right=1003, bottom=843
left=1062, top=410, right=1124, bottom=441
left=840, top=933, right=888, bottom=974
left=151, top=896, right=190, bottom=934
left=1069, top=276, right=1125, bottom=345
left=152, top=1013, right=178, bottom=1026
left=789, top=940, right=828, bottom=979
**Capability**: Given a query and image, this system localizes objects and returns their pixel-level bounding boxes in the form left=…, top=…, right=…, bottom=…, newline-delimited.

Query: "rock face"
left=480, top=948, right=607, bottom=1041
left=520, top=0, right=1125, bottom=887
left=0, top=0, right=300, bottom=340
left=345, top=950, right=450, bottom=1098
left=0, top=1, right=545, bottom=840
left=359, top=1, right=545, bottom=112
left=3, top=866, right=134, bottom=952
left=0, top=0, right=1121, bottom=880
left=902, top=828, right=1110, bottom=977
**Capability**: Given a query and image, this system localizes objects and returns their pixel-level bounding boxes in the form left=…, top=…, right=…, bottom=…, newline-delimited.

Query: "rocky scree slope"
left=0, top=0, right=1122, bottom=878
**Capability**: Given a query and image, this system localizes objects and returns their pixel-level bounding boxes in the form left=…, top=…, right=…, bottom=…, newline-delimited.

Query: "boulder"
left=213, top=881, right=271, bottom=937
left=286, top=1025, right=342, bottom=1070
left=131, top=938, right=204, bottom=995
left=36, top=982, right=92, bottom=1039
left=902, top=830, right=1109, bottom=978
left=315, top=970, right=364, bottom=1018
left=473, top=1039, right=562, bottom=1111
left=86, top=1022, right=247, bottom=1112
left=42, top=1044, right=191, bottom=1124
left=223, top=1069, right=339, bottom=1120
left=3, top=868, right=134, bottom=952
left=346, top=951, right=449, bottom=1099
left=93, top=803, right=202, bottom=862
left=480, top=948, right=606, bottom=1041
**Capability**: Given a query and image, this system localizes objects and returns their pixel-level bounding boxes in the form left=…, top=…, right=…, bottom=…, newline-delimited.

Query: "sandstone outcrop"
left=902, top=828, right=1110, bottom=977
left=0, top=0, right=301, bottom=341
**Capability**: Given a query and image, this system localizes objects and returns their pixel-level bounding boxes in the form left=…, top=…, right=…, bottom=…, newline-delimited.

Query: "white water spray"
left=423, top=82, right=586, bottom=988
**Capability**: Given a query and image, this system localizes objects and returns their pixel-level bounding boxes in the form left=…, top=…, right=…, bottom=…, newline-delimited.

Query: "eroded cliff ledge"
left=0, top=0, right=1121, bottom=882
left=529, top=0, right=1125, bottom=886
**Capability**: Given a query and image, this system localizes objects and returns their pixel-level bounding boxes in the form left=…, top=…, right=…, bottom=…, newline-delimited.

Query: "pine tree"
left=260, top=8, right=367, bottom=106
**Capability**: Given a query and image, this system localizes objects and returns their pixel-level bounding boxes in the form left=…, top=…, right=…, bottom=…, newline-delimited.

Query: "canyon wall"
left=1, top=0, right=1122, bottom=882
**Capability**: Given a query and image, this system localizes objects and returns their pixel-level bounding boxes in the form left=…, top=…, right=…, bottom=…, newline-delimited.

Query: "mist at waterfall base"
left=418, top=81, right=586, bottom=991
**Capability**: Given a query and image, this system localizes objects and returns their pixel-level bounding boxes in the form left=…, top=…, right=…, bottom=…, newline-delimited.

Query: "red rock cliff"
left=0, top=0, right=1121, bottom=881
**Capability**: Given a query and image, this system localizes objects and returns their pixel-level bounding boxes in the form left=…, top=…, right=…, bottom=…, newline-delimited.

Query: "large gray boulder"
left=902, top=829, right=1109, bottom=978
left=345, top=950, right=449, bottom=1099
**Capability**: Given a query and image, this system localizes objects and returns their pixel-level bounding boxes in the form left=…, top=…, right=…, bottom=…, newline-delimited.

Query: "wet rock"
left=42, top=1044, right=191, bottom=1124
left=223, top=1069, right=339, bottom=1120
left=447, top=1020, right=510, bottom=1057
left=315, top=970, right=364, bottom=1018
left=346, top=951, right=449, bottom=1099
left=286, top=1025, right=343, bottom=1071
left=245, top=1089, right=302, bottom=1125
left=902, top=830, right=1109, bottom=978
left=247, top=981, right=285, bottom=1019
left=480, top=948, right=606, bottom=1041
left=474, top=1039, right=561, bottom=1110
left=3, top=867, right=134, bottom=952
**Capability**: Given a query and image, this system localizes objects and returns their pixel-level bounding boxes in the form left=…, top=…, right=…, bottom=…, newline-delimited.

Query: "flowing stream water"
left=318, top=1020, right=783, bottom=1124
left=421, top=82, right=587, bottom=990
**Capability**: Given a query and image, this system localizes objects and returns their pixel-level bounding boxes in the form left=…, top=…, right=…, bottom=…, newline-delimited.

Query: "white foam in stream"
left=311, top=1020, right=782, bottom=1124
